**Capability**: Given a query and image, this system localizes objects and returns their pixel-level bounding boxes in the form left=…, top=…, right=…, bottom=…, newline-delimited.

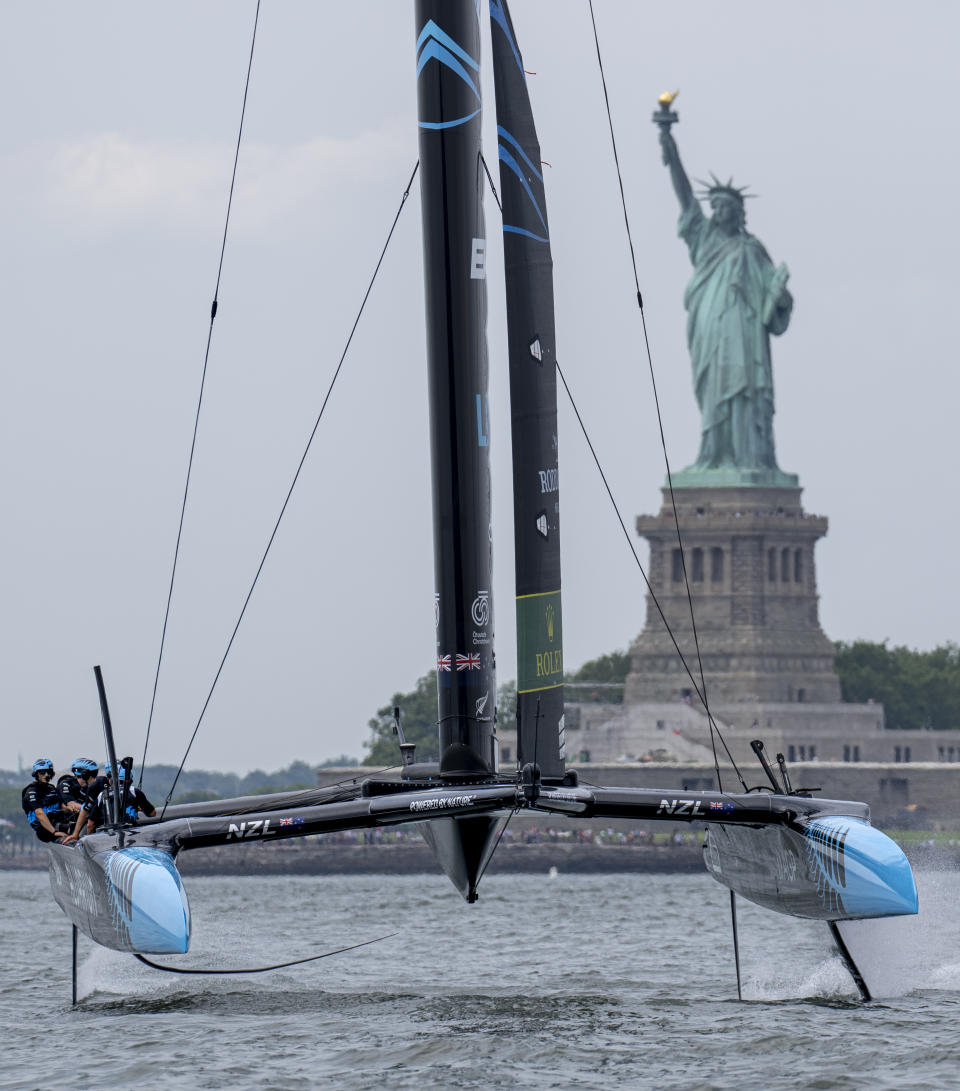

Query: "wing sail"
left=490, top=0, right=565, bottom=778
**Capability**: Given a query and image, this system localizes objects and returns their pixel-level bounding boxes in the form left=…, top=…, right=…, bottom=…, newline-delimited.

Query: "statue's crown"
left=696, top=173, right=753, bottom=204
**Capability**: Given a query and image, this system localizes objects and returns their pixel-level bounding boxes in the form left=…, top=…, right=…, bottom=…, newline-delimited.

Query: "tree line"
left=361, top=641, right=960, bottom=763
left=361, top=652, right=631, bottom=765
left=4, top=640, right=954, bottom=843
left=834, top=640, right=960, bottom=731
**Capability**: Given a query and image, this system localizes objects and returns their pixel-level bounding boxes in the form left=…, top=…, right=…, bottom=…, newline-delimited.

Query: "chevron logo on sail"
left=416, top=20, right=480, bottom=130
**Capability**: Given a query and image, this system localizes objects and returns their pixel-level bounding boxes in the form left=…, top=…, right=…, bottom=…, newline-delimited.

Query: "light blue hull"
left=49, top=840, right=191, bottom=953
left=705, top=816, right=918, bottom=920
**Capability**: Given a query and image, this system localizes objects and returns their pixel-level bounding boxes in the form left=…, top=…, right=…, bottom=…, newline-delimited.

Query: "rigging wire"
left=475, top=807, right=517, bottom=888
left=480, top=153, right=502, bottom=211
left=585, top=0, right=740, bottom=791
left=554, top=363, right=745, bottom=788
left=159, top=161, right=421, bottom=817
left=139, top=0, right=263, bottom=787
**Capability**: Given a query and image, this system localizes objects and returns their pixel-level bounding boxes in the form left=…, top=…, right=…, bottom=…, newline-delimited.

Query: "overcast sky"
left=2, top=2, right=957, bottom=776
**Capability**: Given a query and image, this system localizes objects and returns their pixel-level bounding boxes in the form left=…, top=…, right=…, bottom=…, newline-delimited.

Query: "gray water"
left=3, top=868, right=959, bottom=1089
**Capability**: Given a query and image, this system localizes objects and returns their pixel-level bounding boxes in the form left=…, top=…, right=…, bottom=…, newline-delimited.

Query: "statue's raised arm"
left=653, top=91, right=695, bottom=213
left=660, top=128, right=695, bottom=213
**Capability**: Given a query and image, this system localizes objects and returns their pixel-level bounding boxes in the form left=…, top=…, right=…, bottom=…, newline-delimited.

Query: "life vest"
left=21, top=780, right=67, bottom=829
left=57, top=774, right=87, bottom=807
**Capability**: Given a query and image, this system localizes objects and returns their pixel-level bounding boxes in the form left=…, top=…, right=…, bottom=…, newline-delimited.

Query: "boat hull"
left=48, top=839, right=191, bottom=953
left=704, top=817, right=918, bottom=920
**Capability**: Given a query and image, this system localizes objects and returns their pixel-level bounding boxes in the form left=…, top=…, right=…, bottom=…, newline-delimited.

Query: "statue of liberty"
left=655, top=95, right=796, bottom=486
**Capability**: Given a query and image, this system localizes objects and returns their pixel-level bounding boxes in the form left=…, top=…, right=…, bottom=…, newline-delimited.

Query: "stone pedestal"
left=625, top=484, right=842, bottom=707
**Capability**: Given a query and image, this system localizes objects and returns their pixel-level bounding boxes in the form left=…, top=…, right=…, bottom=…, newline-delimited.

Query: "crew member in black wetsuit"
left=21, top=759, right=72, bottom=843
left=57, top=759, right=99, bottom=816
left=68, top=762, right=156, bottom=839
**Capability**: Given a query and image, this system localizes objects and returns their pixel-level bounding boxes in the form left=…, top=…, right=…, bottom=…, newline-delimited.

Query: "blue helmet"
left=32, top=758, right=54, bottom=775
left=104, top=763, right=128, bottom=781
left=72, top=759, right=98, bottom=777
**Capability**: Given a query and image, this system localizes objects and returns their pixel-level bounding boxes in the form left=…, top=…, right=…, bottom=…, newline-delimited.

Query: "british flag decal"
left=437, top=654, right=452, bottom=672
left=456, top=653, right=481, bottom=671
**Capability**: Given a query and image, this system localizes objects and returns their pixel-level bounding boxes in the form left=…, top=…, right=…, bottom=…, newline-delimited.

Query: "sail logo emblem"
left=536, top=511, right=548, bottom=538
left=226, top=819, right=275, bottom=840
left=538, top=467, right=558, bottom=494
left=476, top=693, right=489, bottom=717
left=456, top=653, right=481, bottom=671
left=470, top=238, right=486, bottom=280
left=545, top=603, right=555, bottom=643
left=437, top=654, right=451, bottom=672
left=498, top=126, right=549, bottom=242
left=529, top=337, right=543, bottom=364
left=434, top=592, right=440, bottom=628
left=416, top=21, right=480, bottom=131
left=471, top=590, right=490, bottom=626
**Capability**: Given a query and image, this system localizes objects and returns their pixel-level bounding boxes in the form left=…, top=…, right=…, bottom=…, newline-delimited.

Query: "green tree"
left=566, top=650, right=631, bottom=703
left=317, top=754, right=360, bottom=768
left=834, top=640, right=960, bottom=731
left=496, top=679, right=517, bottom=727
left=363, top=675, right=522, bottom=765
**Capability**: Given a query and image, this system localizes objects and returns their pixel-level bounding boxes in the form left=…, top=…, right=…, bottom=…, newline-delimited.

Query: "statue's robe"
left=679, top=202, right=792, bottom=469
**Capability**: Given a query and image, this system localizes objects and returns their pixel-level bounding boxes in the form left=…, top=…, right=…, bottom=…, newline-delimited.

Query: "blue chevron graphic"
left=503, top=224, right=549, bottom=242
left=498, top=143, right=547, bottom=235
left=417, top=20, right=481, bottom=130
left=490, top=0, right=524, bottom=75
left=498, top=126, right=542, bottom=181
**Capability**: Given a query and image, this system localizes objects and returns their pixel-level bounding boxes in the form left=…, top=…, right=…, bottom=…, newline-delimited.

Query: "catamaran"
left=47, top=0, right=917, bottom=1004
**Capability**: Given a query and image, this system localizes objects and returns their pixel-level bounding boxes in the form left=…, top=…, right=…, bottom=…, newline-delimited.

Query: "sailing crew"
left=57, top=759, right=100, bottom=814
left=69, top=762, right=156, bottom=839
left=21, top=759, right=73, bottom=842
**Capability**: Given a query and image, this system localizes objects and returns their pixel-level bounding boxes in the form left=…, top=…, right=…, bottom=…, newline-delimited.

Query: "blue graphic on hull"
left=105, top=847, right=191, bottom=953
left=804, top=817, right=918, bottom=920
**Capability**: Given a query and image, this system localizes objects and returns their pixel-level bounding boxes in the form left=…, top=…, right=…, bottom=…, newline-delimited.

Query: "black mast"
left=416, top=1, right=496, bottom=778
left=490, top=0, right=565, bottom=778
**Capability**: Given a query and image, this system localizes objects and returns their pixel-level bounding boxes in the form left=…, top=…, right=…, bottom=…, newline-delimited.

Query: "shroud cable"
left=160, top=162, right=420, bottom=816
left=140, top=0, right=263, bottom=786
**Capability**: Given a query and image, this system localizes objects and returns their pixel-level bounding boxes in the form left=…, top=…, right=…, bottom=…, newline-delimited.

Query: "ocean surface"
left=3, top=866, right=959, bottom=1090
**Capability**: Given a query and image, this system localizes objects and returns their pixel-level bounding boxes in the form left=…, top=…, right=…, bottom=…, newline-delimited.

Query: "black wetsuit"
left=21, top=780, right=71, bottom=842
left=85, top=775, right=108, bottom=806
left=56, top=774, right=88, bottom=808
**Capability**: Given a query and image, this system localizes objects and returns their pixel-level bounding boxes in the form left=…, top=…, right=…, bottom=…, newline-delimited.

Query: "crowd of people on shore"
left=20, top=757, right=155, bottom=844
left=311, top=826, right=700, bottom=847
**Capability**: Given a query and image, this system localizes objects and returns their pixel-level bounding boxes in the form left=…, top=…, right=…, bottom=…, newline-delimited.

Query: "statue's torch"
left=652, top=89, right=679, bottom=131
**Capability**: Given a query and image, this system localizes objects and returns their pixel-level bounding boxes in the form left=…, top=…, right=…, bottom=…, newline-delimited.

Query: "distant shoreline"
left=4, top=840, right=957, bottom=875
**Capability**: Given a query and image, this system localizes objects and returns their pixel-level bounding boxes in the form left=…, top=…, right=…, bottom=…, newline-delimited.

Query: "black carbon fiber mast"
left=416, top=1, right=496, bottom=778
